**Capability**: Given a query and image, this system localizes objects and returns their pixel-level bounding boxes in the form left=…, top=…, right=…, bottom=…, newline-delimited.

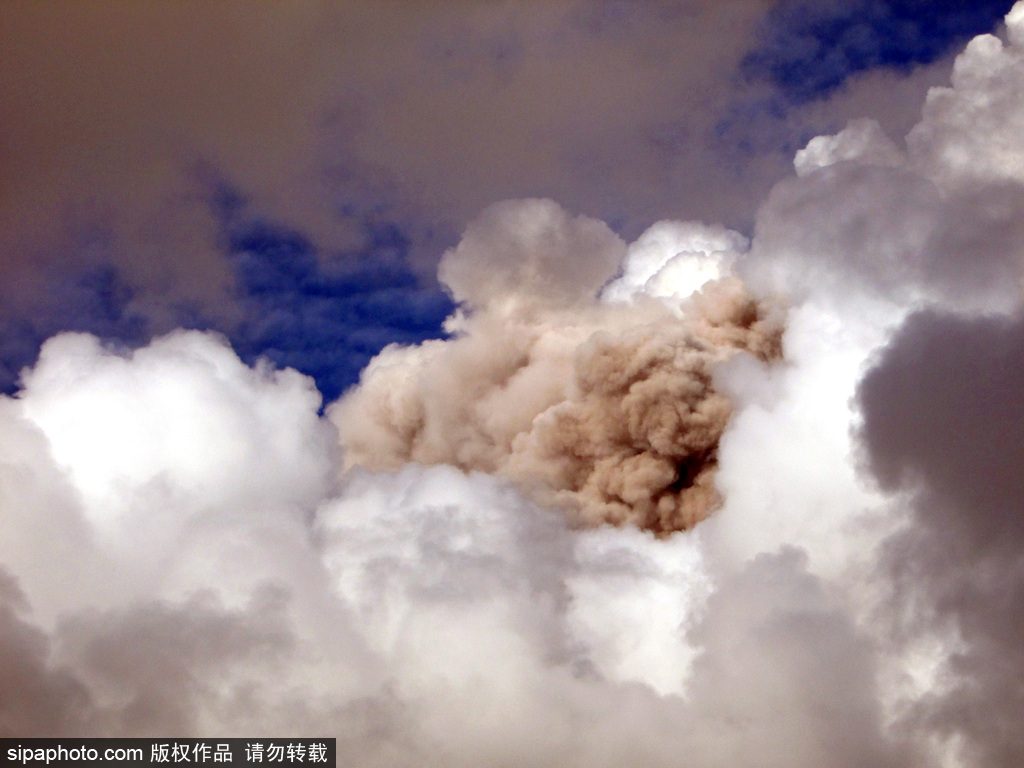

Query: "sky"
left=3, top=1, right=1024, bottom=766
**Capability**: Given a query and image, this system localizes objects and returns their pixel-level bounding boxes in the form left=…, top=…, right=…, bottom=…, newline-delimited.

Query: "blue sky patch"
left=744, top=0, right=1013, bottom=104
left=0, top=266, right=149, bottom=394
left=225, top=219, right=454, bottom=404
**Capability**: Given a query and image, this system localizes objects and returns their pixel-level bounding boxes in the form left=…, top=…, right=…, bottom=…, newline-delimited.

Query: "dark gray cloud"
left=54, top=591, right=295, bottom=737
left=689, top=548, right=910, bottom=768
left=0, top=569, right=92, bottom=737
left=859, top=309, right=1024, bottom=768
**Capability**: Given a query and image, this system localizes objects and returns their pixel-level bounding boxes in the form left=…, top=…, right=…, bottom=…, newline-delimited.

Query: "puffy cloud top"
left=438, top=198, right=626, bottom=309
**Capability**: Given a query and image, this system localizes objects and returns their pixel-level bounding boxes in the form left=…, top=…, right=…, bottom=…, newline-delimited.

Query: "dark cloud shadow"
left=858, top=308, right=1024, bottom=768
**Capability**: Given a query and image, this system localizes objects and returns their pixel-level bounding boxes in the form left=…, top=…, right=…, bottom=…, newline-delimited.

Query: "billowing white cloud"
left=601, top=220, right=747, bottom=306
left=749, top=8, right=1024, bottom=314
left=21, top=332, right=335, bottom=537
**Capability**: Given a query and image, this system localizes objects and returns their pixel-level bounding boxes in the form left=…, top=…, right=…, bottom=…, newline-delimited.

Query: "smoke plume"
left=332, top=199, right=783, bottom=533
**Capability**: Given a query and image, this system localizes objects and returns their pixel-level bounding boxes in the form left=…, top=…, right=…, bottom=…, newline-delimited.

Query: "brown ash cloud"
left=332, top=200, right=783, bottom=533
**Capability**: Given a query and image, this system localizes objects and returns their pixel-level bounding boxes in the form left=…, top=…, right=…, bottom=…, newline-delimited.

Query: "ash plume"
left=331, top=200, right=783, bottom=533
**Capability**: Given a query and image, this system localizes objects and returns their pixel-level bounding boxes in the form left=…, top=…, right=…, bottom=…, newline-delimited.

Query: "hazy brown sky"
left=0, top=0, right=954, bottom=313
